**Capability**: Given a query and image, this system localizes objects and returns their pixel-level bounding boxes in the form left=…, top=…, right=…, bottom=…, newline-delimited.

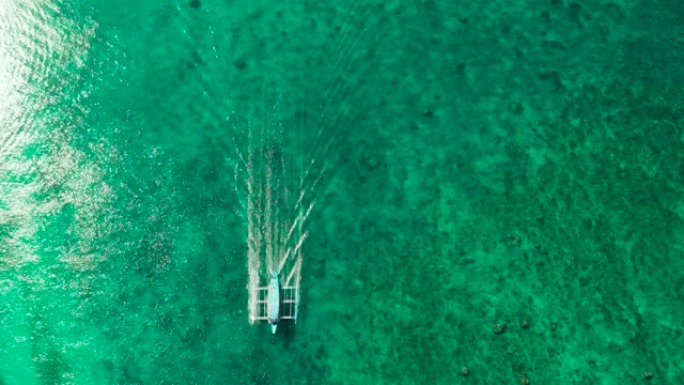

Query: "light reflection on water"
left=0, top=1, right=104, bottom=384
left=0, top=0, right=100, bottom=269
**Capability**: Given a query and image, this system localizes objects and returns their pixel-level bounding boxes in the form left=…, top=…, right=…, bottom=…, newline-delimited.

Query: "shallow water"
left=1, top=0, right=684, bottom=384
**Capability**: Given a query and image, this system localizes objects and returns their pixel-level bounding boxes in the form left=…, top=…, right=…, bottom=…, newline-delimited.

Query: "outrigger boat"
left=252, top=272, right=298, bottom=334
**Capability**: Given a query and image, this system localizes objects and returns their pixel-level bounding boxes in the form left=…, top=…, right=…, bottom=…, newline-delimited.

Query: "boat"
left=251, top=271, right=298, bottom=334
left=267, top=272, right=281, bottom=334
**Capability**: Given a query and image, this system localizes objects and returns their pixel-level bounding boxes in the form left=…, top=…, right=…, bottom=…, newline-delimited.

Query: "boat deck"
left=250, top=285, right=298, bottom=322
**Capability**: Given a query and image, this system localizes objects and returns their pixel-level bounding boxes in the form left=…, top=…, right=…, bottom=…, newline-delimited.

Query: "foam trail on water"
left=237, top=88, right=324, bottom=324
left=245, top=130, right=262, bottom=323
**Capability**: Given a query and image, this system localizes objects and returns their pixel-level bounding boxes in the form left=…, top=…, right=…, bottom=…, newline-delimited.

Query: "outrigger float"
left=251, top=272, right=299, bottom=334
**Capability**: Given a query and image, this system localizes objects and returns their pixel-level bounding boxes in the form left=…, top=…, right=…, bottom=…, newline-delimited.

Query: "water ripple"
left=0, top=0, right=99, bottom=271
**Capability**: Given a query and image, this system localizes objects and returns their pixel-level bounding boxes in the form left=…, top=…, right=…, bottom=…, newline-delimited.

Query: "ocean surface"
left=1, top=0, right=684, bottom=384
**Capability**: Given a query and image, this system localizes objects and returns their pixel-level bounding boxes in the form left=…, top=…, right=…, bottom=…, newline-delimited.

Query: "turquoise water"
left=1, top=0, right=684, bottom=384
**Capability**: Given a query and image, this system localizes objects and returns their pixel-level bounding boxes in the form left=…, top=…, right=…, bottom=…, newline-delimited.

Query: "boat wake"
left=220, top=1, right=383, bottom=329
left=228, top=93, right=324, bottom=326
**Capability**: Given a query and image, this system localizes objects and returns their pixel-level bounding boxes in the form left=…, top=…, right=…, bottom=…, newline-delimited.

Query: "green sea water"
left=1, top=0, right=684, bottom=384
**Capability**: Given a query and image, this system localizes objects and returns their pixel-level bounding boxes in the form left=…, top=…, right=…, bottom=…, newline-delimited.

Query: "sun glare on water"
left=0, top=0, right=105, bottom=274
left=0, top=0, right=96, bottom=152
left=0, top=0, right=29, bottom=144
